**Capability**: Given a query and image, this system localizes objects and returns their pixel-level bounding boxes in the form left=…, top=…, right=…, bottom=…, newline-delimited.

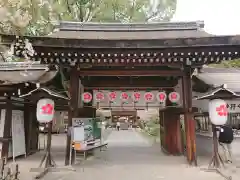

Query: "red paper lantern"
left=121, top=92, right=129, bottom=101
left=133, top=92, right=141, bottom=102
left=95, top=91, right=105, bottom=102
left=82, top=92, right=92, bottom=103
left=157, top=92, right=167, bottom=102
left=108, top=91, right=117, bottom=102
left=144, top=92, right=154, bottom=102
left=168, top=92, right=180, bottom=103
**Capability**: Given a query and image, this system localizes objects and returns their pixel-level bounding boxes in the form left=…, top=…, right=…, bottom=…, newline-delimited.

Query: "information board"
left=72, top=118, right=101, bottom=141
left=72, top=118, right=84, bottom=142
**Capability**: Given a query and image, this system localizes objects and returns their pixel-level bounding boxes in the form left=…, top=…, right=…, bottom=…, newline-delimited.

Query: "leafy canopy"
left=0, top=0, right=177, bottom=35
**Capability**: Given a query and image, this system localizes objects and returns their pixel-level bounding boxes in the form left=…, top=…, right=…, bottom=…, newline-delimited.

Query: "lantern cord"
left=201, top=124, right=232, bottom=180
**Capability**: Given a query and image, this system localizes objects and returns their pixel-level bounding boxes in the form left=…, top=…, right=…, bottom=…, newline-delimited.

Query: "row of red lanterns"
left=82, top=91, right=180, bottom=103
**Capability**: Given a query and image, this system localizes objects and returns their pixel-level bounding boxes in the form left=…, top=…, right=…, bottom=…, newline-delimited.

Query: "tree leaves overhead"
left=210, top=60, right=240, bottom=68
left=0, top=0, right=177, bottom=36
left=0, top=0, right=57, bottom=35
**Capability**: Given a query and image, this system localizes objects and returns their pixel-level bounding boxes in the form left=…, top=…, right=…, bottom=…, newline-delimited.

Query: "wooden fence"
left=194, top=113, right=240, bottom=132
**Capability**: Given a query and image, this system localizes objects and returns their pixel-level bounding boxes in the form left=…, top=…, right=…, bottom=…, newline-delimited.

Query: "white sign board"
left=72, top=118, right=84, bottom=142
left=11, top=110, right=26, bottom=158
left=72, top=127, right=84, bottom=142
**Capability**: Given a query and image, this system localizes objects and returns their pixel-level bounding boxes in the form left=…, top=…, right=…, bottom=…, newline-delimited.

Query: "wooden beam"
left=84, top=87, right=173, bottom=90
left=79, top=70, right=183, bottom=76
left=83, top=79, right=178, bottom=89
left=24, top=46, right=240, bottom=67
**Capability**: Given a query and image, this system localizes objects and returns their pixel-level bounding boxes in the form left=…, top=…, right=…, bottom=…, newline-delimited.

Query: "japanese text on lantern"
left=144, top=92, right=154, bottom=102
left=133, top=92, right=141, bottom=102
left=157, top=92, right=166, bottom=102
left=95, top=92, right=104, bottom=101
left=41, top=104, right=54, bottom=115
left=121, top=92, right=129, bottom=101
left=82, top=92, right=92, bottom=103
left=216, top=104, right=228, bottom=116
left=168, top=92, right=180, bottom=103
left=108, top=91, right=117, bottom=101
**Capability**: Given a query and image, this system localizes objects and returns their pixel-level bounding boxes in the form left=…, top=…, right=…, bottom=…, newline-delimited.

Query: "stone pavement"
left=10, top=129, right=240, bottom=180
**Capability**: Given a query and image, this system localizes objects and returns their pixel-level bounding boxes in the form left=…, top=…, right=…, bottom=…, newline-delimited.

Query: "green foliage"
left=210, top=59, right=240, bottom=68
left=0, top=0, right=57, bottom=35
left=144, top=115, right=159, bottom=136
left=0, top=0, right=177, bottom=36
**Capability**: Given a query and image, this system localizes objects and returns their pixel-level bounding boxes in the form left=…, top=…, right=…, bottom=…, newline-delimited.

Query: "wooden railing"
left=194, top=113, right=240, bottom=132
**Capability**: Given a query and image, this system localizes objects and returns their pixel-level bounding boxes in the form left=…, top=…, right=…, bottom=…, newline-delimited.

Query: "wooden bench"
left=77, top=142, right=108, bottom=160
left=71, top=142, right=108, bottom=165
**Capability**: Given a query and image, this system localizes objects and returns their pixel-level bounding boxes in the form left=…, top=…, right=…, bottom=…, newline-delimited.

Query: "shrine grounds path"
left=14, top=128, right=240, bottom=180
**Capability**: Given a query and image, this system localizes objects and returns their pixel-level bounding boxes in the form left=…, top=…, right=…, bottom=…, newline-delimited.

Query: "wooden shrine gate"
left=2, top=21, right=240, bottom=166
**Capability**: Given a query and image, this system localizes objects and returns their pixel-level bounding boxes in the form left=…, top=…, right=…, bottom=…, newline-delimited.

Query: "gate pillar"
left=182, top=68, right=197, bottom=165
left=65, top=68, right=79, bottom=165
left=160, top=108, right=182, bottom=155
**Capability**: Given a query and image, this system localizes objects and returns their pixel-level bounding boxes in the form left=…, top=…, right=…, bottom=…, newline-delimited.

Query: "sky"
left=172, top=0, right=240, bottom=35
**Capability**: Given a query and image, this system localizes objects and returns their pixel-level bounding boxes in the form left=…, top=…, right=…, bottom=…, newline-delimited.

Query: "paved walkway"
left=58, top=129, right=227, bottom=180
left=13, top=129, right=240, bottom=179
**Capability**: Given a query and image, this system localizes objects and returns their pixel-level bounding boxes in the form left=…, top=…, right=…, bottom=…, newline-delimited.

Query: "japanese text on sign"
left=227, top=103, right=240, bottom=111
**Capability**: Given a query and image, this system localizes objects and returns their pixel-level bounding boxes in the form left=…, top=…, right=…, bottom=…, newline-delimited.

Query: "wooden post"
left=1, top=96, right=12, bottom=161
left=182, top=68, right=197, bottom=165
left=65, top=68, right=79, bottom=165
left=24, top=99, right=30, bottom=155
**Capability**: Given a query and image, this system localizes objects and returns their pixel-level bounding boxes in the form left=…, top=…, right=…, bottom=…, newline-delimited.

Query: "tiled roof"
left=48, top=21, right=212, bottom=40
left=194, top=66, right=240, bottom=92
left=194, top=85, right=240, bottom=100
left=20, top=87, right=69, bottom=100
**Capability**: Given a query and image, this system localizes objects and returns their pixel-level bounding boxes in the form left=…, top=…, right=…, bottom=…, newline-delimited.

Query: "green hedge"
left=141, top=118, right=160, bottom=137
